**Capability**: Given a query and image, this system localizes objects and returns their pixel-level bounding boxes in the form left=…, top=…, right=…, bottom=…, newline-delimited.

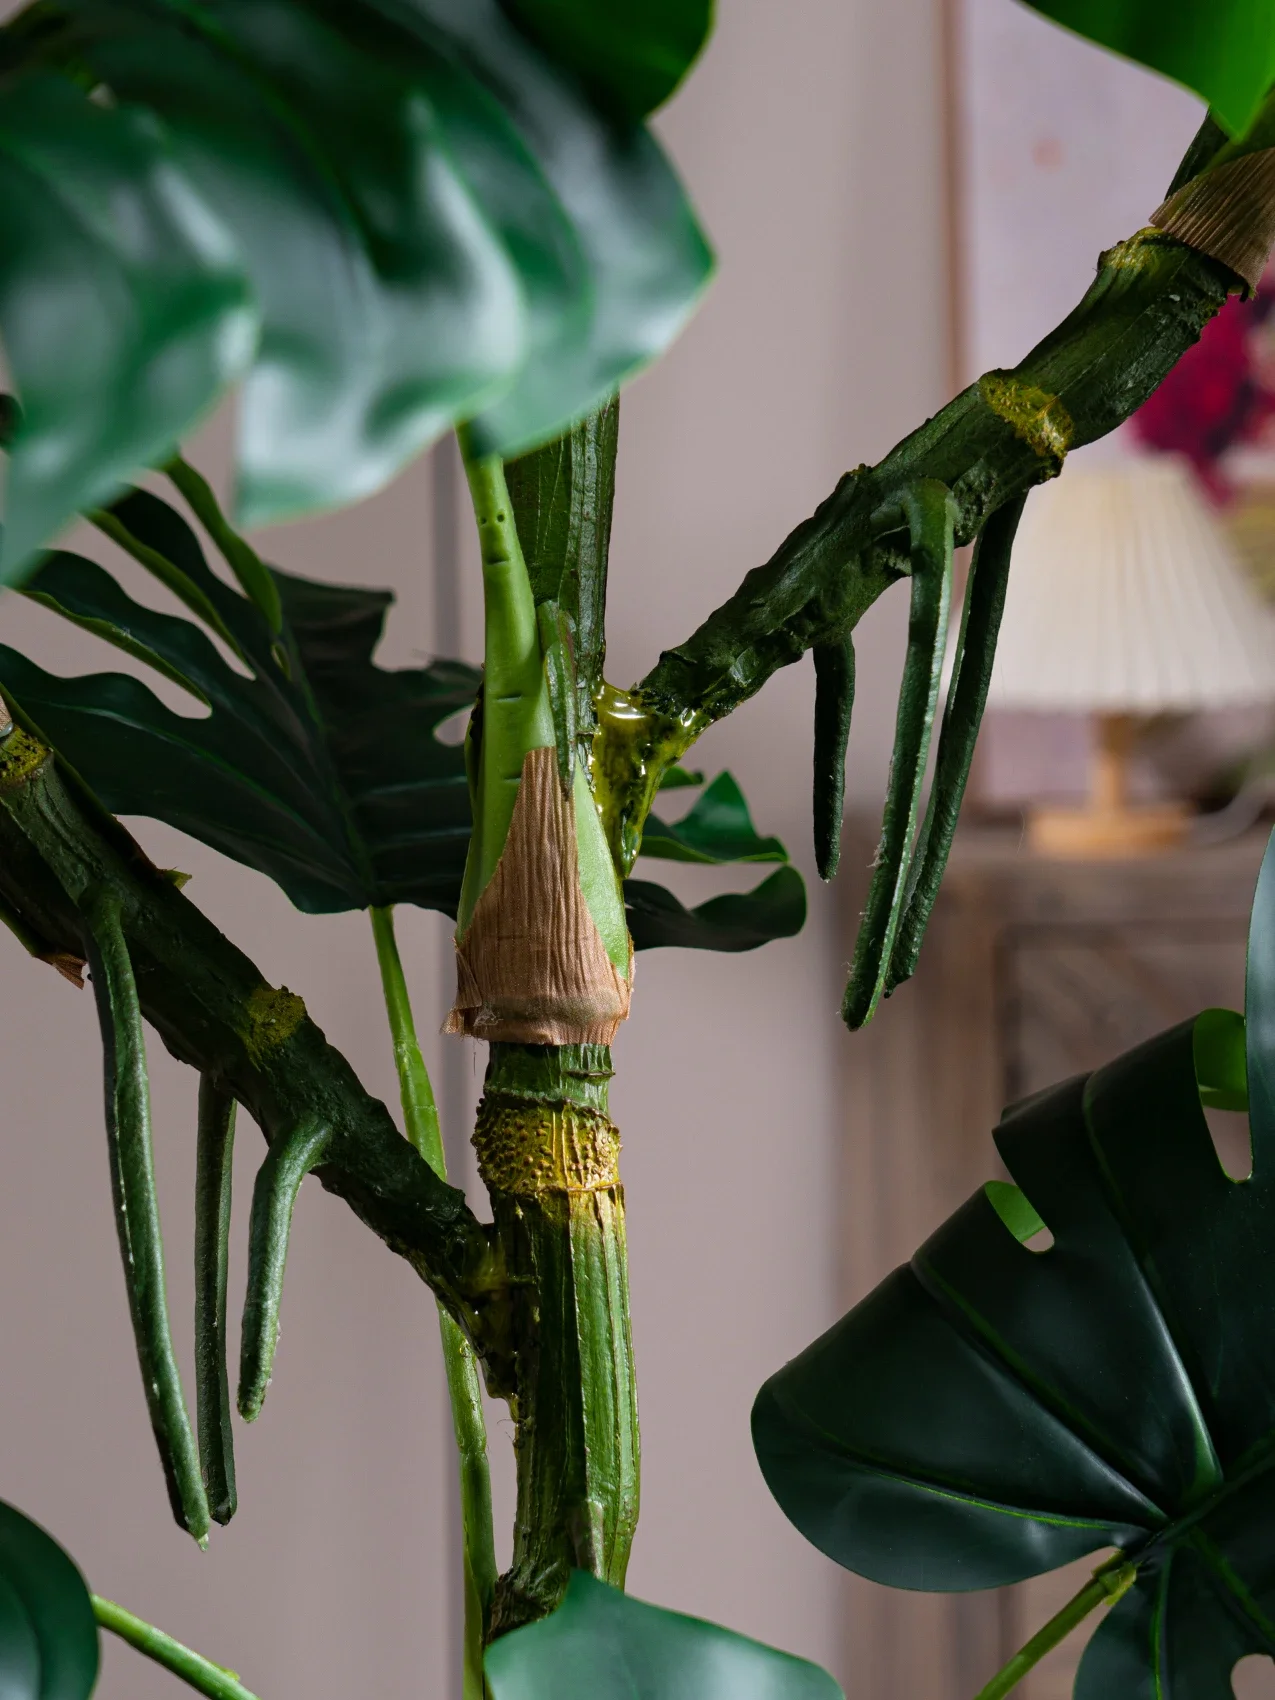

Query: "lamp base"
left=1027, top=801, right=1191, bottom=860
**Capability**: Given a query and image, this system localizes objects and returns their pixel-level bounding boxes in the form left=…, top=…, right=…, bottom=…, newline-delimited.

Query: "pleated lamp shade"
left=984, top=455, right=1275, bottom=856
left=989, top=456, right=1275, bottom=712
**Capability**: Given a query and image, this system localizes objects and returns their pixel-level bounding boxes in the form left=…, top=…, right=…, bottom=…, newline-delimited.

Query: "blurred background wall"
left=0, top=0, right=948, bottom=1695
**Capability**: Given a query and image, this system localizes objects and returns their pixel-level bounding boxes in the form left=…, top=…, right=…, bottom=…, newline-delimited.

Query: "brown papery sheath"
left=1150, top=148, right=1275, bottom=291
left=445, top=745, right=632, bottom=1046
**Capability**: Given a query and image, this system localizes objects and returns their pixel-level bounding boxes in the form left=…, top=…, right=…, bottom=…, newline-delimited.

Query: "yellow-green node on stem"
left=978, top=372, right=1073, bottom=471
left=242, top=984, right=306, bottom=1063
left=0, top=727, right=50, bottom=792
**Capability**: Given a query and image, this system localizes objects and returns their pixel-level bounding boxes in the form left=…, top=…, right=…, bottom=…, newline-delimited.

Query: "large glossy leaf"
left=402, top=0, right=713, bottom=457
left=754, top=830, right=1275, bottom=1698
left=0, top=1501, right=98, bottom=1700
left=0, top=485, right=479, bottom=913
left=485, top=1571, right=842, bottom=1700
left=1, top=0, right=711, bottom=540
left=0, top=72, right=253, bottom=582
left=499, top=0, right=714, bottom=121
left=1020, top=1, right=1275, bottom=137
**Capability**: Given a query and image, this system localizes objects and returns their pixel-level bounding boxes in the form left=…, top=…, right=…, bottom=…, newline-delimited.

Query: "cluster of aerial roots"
left=821, top=484, right=1026, bottom=1030
left=82, top=885, right=325, bottom=1543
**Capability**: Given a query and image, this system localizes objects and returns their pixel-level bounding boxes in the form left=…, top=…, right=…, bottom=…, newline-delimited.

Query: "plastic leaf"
left=0, top=0, right=711, bottom=533
left=2, top=479, right=803, bottom=953
left=640, top=771, right=788, bottom=865
left=0, top=1501, right=98, bottom=1700
left=754, top=827, right=1275, bottom=1699
left=1019, top=1, right=1275, bottom=138
left=498, top=0, right=714, bottom=121
left=0, top=73, right=253, bottom=582
left=0, top=486, right=479, bottom=914
left=408, top=0, right=714, bottom=457
left=484, top=1571, right=842, bottom=1700
left=623, top=770, right=806, bottom=951
left=624, top=868, right=806, bottom=953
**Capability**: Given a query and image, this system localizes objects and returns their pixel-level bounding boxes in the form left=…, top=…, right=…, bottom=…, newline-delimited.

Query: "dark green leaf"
left=625, top=867, right=806, bottom=952
left=3, top=476, right=803, bottom=953
left=0, top=1500, right=98, bottom=1700
left=24, top=0, right=526, bottom=528
left=484, top=1571, right=841, bottom=1700
left=499, top=0, right=714, bottom=121
left=1020, top=0, right=1275, bottom=137
left=626, top=766, right=806, bottom=951
left=0, top=486, right=479, bottom=913
left=640, top=771, right=788, bottom=865
left=658, top=766, right=704, bottom=791
left=0, top=72, right=252, bottom=582
left=407, top=0, right=713, bottom=456
left=754, top=828, right=1275, bottom=1699
left=4, top=0, right=711, bottom=527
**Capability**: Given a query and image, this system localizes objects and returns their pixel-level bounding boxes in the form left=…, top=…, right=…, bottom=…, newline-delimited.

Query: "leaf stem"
left=971, top=1558, right=1137, bottom=1700
left=454, top=427, right=553, bottom=936
left=93, top=1595, right=261, bottom=1700
left=369, top=904, right=497, bottom=1694
left=370, top=904, right=445, bottom=1171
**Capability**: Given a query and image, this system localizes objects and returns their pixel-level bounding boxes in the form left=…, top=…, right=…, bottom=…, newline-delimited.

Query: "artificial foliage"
left=0, top=2, right=1273, bottom=1699
left=755, top=835, right=1275, bottom=1696
left=0, top=0, right=711, bottom=577
left=485, top=1571, right=842, bottom=1700
left=0, top=467, right=803, bottom=944
left=0, top=1502, right=97, bottom=1700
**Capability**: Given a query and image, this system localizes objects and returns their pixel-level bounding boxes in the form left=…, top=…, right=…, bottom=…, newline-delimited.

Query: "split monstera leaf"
left=0, top=469, right=803, bottom=955
left=0, top=0, right=713, bottom=581
left=754, top=828, right=1275, bottom=1698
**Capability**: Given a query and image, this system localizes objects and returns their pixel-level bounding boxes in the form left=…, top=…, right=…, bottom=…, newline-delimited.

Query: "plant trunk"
left=476, top=1042, right=639, bottom=1637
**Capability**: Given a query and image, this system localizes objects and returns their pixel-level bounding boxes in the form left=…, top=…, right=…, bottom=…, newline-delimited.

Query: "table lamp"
left=986, top=455, right=1275, bottom=857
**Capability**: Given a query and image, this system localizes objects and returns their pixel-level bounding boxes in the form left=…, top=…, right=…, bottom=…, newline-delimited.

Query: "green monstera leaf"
left=1020, top=1, right=1275, bottom=137
left=640, top=771, right=788, bottom=865
left=0, top=0, right=711, bottom=562
left=623, top=867, right=807, bottom=953
left=0, top=470, right=802, bottom=953
left=499, top=0, right=714, bottom=121
left=0, top=481, right=479, bottom=914
left=0, top=1501, right=98, bottom=1700
left=0, top=72, right=253, bottom=582
left=485, top=1571, right=841, bottom=1700
left=626, top=770, right=807, bottom=952
left=754, top=829, right=1275, bottom=1698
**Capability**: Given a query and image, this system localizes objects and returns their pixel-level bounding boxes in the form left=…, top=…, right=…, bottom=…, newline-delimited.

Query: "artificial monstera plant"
left=1, top=1, right=1275, bottom=1699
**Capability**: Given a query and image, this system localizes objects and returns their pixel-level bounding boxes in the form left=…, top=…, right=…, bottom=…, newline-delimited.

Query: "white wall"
left=0, top=1, right=950, bottom=1694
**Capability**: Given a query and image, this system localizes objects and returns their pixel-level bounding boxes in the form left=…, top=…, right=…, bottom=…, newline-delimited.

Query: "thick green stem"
left=971, top=1560, right=1137, bottom=1700
left=93, top=1595, right=261, bottom=1700
left=369, top=905, right=497, bottom=1694
left=476, top=1043, right=638, bottom=1638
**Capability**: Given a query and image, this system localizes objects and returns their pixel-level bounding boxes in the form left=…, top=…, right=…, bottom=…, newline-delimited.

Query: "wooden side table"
left=835, top=823, right=1269, bottom=1700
